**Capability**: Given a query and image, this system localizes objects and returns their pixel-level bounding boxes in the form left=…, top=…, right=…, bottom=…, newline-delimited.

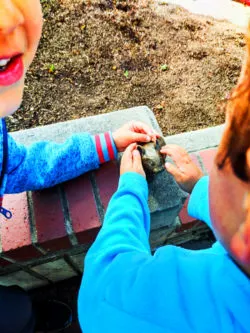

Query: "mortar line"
left=185, top=144, right=218, bottom=154
left=195, top=152, right=207, bottom=175
left=26, top=191, right=47, bottom=255
left=58, top=185, right=78, bottom=247
left=63, top=254, right=82, bottom=275
left=89, top=172, right=105, bottom=224
left=0, top=254, right=52, bottom=284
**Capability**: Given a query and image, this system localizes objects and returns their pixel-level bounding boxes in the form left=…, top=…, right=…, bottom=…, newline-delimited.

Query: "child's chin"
left=0, top=104, right=20, bottom=118
left=0, top=83, right=24, bottom=118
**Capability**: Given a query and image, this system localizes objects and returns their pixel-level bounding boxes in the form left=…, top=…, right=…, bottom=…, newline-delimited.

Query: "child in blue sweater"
left=78, top=32, right=250, bottom=333
left=0, top=0, right=157, bottom=332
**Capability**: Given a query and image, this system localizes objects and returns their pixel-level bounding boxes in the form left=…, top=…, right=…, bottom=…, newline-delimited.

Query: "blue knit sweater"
left=78, top=173, right=250, bottom=333
left=0, top=119, right=117, bottom=210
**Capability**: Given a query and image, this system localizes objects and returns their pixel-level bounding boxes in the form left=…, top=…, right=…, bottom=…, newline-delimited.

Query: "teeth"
left=0, top=59, right=11, bottom=67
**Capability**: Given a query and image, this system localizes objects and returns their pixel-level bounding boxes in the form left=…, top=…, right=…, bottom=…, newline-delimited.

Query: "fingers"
left=121, top=143, right=136, bottom=165
left=129, top=121, right=160, bottom=141
left=131, top=132, right=151, bottom=143
left=132, top=149, right=142, bottom=168
left=120, top=143, right=145, bottom=177
left=132, top=149, right=146, bottom=178
left=160, top=144, right=190, bottom=165
left=120, top=144, right=136, bottom=175
left=160, top=144, right=188, bottom=156
left=130, top=121, right=153, bottom=134
left=165, top=162, right=183, bottom=181
left=123, top=143, right=137, bottom=159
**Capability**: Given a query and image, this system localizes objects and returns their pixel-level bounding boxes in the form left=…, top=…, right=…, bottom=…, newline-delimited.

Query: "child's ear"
left=247, top=148, right=250, bottom=180
left=230, top=190, right=250, bottom=264
left=230, top=149, right=250, bottom=263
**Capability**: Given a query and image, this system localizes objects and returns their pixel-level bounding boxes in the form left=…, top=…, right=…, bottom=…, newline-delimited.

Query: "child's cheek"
left=24, top=18, right=43, bottom=66
left=21, top=0, right=43, bottom=69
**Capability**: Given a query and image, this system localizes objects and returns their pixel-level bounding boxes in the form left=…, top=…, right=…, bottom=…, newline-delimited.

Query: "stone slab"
left=10, top=106, right=185, bottom=231
left=32, top=258, right=77, bottom=282
left=0, top=270, right=46, bottom=290
left=70, top=253, right=85, bottom=273
left=148, top=171, right=187, bottom=214
left=165, top=125, right=224, bottom=153
left=10, top=106, right=162, bottom=145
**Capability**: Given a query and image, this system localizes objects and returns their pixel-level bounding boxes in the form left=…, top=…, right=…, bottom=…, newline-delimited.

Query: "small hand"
left=112, top=121, right=159, bottom=152
left=160, top=144, right=204, bottom=193
left=120, top=143, right=146, bottom=178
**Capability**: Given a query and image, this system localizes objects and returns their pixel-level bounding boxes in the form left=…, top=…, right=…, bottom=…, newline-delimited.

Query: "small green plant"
left=49, top=64, right=56, bottom=74
left=124, top=70, right=129, bottom=78
left=160, top=64, right=169, bottom=71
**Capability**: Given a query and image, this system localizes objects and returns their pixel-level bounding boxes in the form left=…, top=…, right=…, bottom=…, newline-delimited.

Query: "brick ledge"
left=0, top=108, right=222, bottom=289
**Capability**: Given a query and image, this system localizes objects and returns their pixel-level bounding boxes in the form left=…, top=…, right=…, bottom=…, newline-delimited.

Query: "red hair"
left=216, top=26, right=250, bottom=182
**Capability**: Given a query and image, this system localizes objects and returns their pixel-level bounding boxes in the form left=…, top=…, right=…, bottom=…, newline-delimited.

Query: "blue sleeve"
left=187, top=176, right=212, bottom=229
left=187, top=176, right=227, bottom=254
left=5, top=133, right=100, bottom=193
left=78, top=173, right=233, bottom=333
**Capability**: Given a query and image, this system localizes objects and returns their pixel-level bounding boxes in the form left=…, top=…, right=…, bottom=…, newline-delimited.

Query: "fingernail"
left=133, top=150, right=140, bottom=156
left=165, top=162, right=170, bottom=169
left=146, top=135, right=151, bottom=141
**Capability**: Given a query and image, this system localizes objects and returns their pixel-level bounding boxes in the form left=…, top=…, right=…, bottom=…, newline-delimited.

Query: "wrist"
left=111, top=131, right=122, bottom=152
left=92, top=131, right=118, bottom=164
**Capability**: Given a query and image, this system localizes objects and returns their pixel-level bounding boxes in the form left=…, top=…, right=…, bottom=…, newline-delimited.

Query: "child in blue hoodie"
left=78, top=31, right=250, bottom=333
left=0, top=0, right=157, bottom=332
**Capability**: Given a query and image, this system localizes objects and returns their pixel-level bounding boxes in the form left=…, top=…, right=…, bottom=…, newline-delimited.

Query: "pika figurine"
left=137, top=137, right=166, bottom=179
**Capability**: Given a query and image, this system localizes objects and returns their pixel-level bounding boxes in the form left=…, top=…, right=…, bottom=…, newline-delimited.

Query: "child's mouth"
left=0, top=54, right=24, bottom=87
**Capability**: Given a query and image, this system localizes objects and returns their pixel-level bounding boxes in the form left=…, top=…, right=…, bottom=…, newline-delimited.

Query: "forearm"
left=5, top=131, right=117, bottom=193
left=86, top=172, right=151, bottom=269
left=187, top=176, right=212, bottom=228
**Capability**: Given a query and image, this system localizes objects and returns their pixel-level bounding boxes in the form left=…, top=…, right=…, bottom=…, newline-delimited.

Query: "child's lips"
left=0, top=54, right=24, bottom=87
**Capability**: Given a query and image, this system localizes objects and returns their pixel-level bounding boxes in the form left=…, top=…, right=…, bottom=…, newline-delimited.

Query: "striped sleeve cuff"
left=92, top=131, right=118, bottom=164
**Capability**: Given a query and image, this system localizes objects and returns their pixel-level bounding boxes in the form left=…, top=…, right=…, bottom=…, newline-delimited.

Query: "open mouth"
left=0, top=54, right=24, bottom=87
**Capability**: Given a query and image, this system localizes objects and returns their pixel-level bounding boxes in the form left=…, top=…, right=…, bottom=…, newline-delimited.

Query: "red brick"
left=64, top=174, right=101, bottom=244
left=198, top=149, right=218, bottom=174
left=178, top=196, right=197, bottom=225
left=32, top=187, right=70, bottom=252
left=189, top=153, right=200, bottom=167
left=95, top=161, right=119, bottom=210
left=0, top=193, right=40, bottom=260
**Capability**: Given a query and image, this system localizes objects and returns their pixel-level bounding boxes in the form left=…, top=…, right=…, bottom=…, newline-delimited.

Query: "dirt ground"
left=7, top=0, right=245, bottom=135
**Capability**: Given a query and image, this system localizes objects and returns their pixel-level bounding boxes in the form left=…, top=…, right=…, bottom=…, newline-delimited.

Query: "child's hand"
left=113, top=121, right=159, bottom=152
left=160, top=144, right=204, bottom=193
left=120, top=143, right=146, bottom=178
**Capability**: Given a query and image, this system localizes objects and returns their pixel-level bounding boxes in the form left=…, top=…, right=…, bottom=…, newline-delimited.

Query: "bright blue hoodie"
left=78, top=173, right=250, bottom=333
